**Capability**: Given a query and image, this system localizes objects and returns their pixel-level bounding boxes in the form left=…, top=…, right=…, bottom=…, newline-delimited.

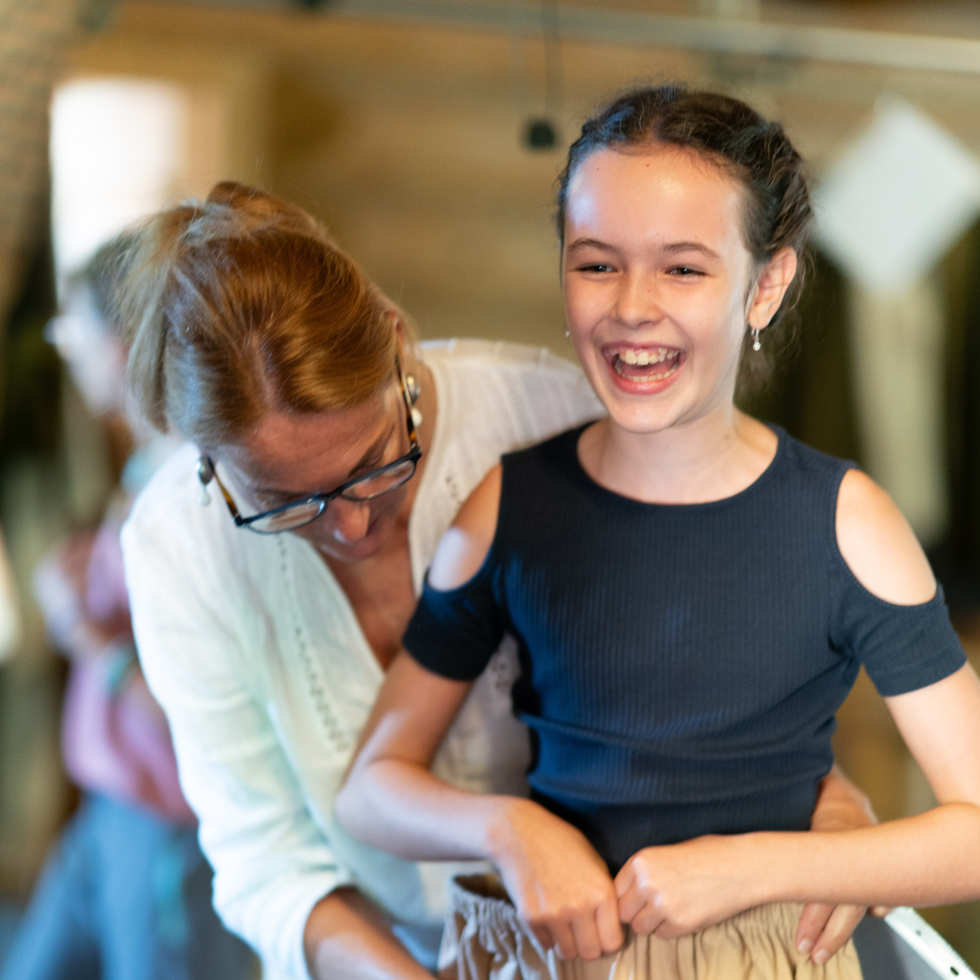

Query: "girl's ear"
left=748, top=248, right=798, bottom=332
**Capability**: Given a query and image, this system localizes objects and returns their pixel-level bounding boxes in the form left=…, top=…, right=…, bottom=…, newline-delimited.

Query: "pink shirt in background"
left=54, top=471, right=195, bottom=823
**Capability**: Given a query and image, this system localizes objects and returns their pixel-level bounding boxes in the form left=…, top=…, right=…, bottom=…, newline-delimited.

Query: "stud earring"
left=564, top=329, right=570, bottom=338
left=751, top=327, right=762, bottom=352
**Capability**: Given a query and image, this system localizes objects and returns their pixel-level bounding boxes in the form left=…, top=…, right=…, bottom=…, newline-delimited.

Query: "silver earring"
left=196, top=457, right=213, bottom=507
left=751, top=327, right=762, bottom=352
left=564, top=329, right=570, bottom=338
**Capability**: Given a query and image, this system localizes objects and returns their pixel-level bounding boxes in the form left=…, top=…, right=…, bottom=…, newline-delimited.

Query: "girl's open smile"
left=604, top=343, right=686, bottom=393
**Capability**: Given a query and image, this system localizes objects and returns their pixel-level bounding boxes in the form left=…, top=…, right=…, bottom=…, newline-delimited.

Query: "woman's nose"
left=326, top=497, right=372, bottom=544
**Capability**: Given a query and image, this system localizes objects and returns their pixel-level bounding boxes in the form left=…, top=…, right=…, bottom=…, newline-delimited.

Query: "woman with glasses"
left=119, top=181, right=877, bottom=980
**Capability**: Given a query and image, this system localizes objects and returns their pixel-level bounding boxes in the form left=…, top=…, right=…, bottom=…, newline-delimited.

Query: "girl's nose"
left=326, top=497, right=372, bottom=544
left=614, top=274, right=662, bottom=328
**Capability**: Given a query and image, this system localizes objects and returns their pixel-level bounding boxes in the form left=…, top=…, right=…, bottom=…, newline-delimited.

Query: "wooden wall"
left=65, top=1, right=980, bottom=350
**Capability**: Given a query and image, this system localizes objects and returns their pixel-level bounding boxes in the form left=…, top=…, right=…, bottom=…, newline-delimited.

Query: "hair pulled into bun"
left=121, top=181, right=403, bottom=448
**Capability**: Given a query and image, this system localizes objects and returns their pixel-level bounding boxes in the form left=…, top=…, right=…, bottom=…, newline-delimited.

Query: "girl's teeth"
left=618, top=348, right=673, bottom=366
left=612, top=351, right=681, bottom=380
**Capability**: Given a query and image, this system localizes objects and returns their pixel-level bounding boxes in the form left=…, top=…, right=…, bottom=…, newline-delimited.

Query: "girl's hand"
left=490, top=798, right=624, bottom=961
left=614, top=836, right=758, bottom=938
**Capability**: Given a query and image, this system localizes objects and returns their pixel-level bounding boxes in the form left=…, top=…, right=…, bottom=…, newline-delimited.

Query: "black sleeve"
left=832, top=574, right=966, bottom=697
left=403, top=565, right=507, bottom=682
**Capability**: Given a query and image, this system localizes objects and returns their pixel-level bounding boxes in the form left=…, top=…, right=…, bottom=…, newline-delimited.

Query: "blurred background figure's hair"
left=65, top=231, right=141, bottom=343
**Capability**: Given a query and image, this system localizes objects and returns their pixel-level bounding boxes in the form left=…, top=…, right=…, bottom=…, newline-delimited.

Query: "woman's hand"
left=614, top=835, right=760, bottom=938
left=796, top=765, right=887, bottom=963
left=489, top=798, right=623, bottom=961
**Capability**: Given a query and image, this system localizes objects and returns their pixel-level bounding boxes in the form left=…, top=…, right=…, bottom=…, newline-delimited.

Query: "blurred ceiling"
left=150, top=0, right=980, bottom=73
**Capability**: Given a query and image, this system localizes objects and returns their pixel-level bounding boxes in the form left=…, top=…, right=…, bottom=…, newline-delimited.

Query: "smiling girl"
left=335, top=86, right=980, bottom=979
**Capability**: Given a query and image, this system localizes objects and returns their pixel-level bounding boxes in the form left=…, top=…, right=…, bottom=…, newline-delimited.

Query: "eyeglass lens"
left=339, top=459, right=417, bottom=501
left=249, top=500, right=326, bottom=534
left=246, top=458, right=418, bottom=534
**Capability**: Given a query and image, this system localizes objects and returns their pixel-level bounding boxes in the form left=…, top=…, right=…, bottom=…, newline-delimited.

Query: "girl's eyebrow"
left=567, top=238, right=615, bottom=253
left=567, top=238, right=721, bottom=260
left=662, top=241, right=720, bottom=259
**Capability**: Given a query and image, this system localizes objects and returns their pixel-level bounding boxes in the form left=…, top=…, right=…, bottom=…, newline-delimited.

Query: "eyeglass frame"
left=198, top=359, right=422, bottom=534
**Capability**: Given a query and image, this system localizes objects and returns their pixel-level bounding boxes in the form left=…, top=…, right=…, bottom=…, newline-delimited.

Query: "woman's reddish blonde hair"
left=122, top=181, right=403, bottom=447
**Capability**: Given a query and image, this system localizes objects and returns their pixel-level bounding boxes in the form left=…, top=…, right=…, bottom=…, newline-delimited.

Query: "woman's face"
left=562, top=144, right=763, bottom=434
left=218, top=382, right=414, bottom=563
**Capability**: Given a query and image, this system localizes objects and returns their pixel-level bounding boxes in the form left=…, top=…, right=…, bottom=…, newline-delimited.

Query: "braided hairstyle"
left=556, top=84, right=813, bottom=390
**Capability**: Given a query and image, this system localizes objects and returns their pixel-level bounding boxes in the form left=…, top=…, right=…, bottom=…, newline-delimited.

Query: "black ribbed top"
left=404, top=425, right=965, bottom=873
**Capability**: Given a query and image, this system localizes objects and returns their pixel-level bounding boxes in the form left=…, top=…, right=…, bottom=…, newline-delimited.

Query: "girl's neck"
left=577, top=403, right=778, bottom=506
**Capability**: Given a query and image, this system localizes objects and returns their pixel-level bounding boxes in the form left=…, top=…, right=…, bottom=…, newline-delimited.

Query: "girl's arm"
left=340, top=468, right=897, bottom=961
left=616, top=471, right=980, bottom=950
left=336, top=467, right=624, bottom=962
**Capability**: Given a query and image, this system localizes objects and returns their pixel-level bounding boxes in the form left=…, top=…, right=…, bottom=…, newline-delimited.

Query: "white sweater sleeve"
left=122, top=509, right=353, bottom=980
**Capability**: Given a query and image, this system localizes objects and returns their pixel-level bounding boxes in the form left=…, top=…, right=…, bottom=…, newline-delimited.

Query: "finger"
left=616, top=881, right=646, bottom=925
left=631, top=901, right=667, bottom=937
left=811, top=905, right=867, bottom=965
left=570, top=914, right=603, bottom=962
left=870, top=906, right=892, bottom=918
left=527, top=921, right=554, bottom=957
left=613, top=862, right=635, bottom=899
left=596, top=894, right=625, bottom=954
left=547, top=920, right=578, bottom=961
left=795, top=902, right=834, bottom=956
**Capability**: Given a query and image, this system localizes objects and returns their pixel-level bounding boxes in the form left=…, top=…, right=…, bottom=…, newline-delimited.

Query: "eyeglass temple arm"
left=199, top=456, right=247, bottom=525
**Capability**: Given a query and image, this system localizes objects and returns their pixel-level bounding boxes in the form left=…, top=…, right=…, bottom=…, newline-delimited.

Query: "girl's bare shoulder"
left=835, top=469, right=936, bottom=605
left=428, top=465, right=502, bottom=591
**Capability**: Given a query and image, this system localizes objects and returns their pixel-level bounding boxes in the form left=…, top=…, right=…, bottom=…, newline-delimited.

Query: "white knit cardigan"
left=122, top=340, right=602, bottom=979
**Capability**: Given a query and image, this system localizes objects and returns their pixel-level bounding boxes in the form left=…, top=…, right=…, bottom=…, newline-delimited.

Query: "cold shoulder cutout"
left=428, top=466, right=502, bottom=592
left=835, top=469, right=936, bottom=607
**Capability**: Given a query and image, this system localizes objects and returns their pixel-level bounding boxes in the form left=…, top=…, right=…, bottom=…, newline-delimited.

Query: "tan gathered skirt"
left=438, top=875, right=863, bottom=980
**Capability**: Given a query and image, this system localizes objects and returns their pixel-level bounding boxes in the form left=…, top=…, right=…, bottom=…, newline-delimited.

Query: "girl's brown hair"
left=122, top=181, right=403, bottom=447
left=557, top=84, right=813, bottom=391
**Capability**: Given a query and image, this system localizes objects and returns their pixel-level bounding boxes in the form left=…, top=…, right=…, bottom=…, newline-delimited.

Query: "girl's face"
left=562, top=144, right=788, bottom=434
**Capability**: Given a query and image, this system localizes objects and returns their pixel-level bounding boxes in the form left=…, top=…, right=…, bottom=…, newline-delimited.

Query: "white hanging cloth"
left=848, top=278, right=948, bottom=547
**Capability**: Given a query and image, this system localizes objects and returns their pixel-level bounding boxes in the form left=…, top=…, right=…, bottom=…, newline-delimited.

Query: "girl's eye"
left=576, top=263, right=614, bottom=273
left=668, top=266, right=704, bottom=277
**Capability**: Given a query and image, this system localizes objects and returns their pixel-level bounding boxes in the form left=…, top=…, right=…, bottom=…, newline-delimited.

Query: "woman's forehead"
left=564, top=145, right=747, bottom=254
left=223, top=388, right=395, bottom=493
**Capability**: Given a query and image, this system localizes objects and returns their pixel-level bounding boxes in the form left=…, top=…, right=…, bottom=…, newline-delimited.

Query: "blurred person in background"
left=0, top=528, right=20, bottom=663
left=0, top=234, right=254, bottom=980
left=118, top=182, right=879, bottom=980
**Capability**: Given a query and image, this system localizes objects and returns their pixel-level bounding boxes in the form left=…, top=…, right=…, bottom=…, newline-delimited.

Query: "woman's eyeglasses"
left=197, top=363, right=422, bottom=535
